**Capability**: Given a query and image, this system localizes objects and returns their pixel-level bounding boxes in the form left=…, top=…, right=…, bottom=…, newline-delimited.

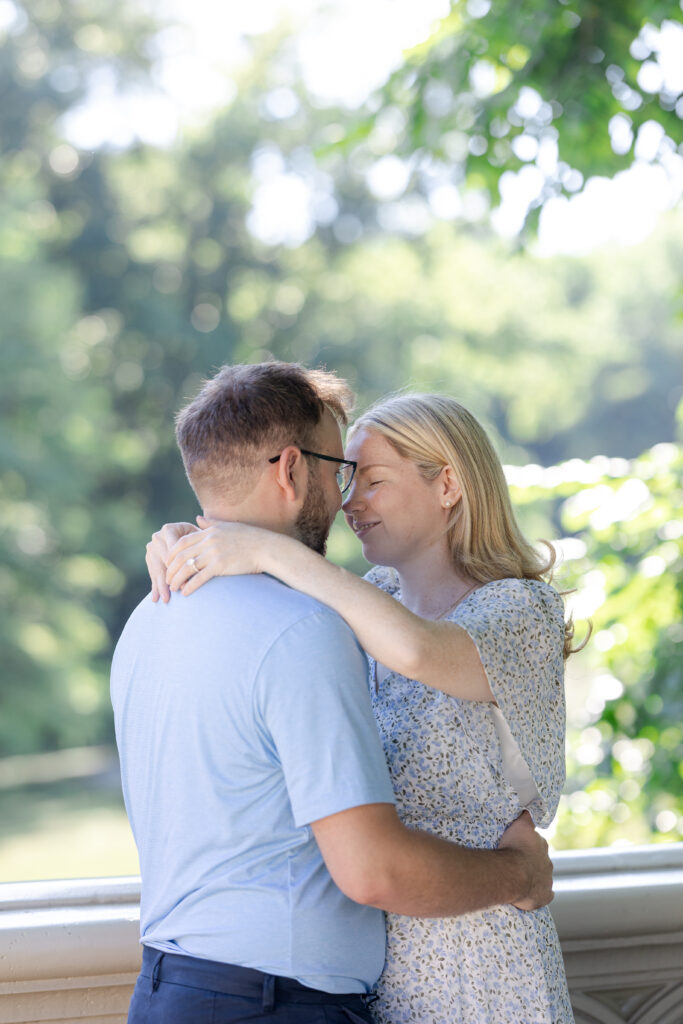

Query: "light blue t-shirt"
left=111, top=574, right=396, bottom=993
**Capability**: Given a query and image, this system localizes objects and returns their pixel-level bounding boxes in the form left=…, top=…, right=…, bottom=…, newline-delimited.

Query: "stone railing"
left=0, top=843, right=681, bottom=1023
left=551, top=843, right=683, bottom=1024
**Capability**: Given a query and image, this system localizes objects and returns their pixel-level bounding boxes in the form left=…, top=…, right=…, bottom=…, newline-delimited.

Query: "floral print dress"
left=365, top=568, right=574, bottom=1024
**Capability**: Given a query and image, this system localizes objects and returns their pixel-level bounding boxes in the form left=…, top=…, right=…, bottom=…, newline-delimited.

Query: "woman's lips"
left=353, top=521, right=379, bottom=538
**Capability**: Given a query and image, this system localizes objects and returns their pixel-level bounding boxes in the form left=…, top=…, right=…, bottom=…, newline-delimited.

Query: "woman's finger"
left=168, top=521, right=255, bottom=591
left=147, top=549, right=160, bottom=602
left=180, top=565, right=215, bottom=597
left=169, top=537, right=216, bottom=588
left=160, top=521, right=196, bottom=546
left=169, top=551, right=210, bottom=593
left=169, top=532, right=231, bottom=592
left=167, top=524, right=227, bottom=576
left=167, top=528, right=207, bottom=565
left=146, top=541, right=171, bottom=603
left=196, top=515, right=221, bottom=528
left=167, top=540, right=206, bottom=585
left=168, top=557, right=198, bottom=590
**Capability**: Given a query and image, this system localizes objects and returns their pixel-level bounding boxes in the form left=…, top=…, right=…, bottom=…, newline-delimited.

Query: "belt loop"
left=151, top=951, right=164, bottom=992
left=262, top=973, right=276, bottom=1012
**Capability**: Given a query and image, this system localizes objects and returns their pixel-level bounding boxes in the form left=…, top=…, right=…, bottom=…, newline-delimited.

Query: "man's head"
left=175, top=362, right=354, bottom=551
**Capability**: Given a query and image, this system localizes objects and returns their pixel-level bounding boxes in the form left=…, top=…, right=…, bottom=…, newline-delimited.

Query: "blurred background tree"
left=348, top=0, right=683, bottom=232
left=509, top=437, right=683, bottom=849
left=0, top=0, right=681, bottom=877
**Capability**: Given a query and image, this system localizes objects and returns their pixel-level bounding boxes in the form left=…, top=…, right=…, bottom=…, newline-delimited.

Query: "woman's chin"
left=359, top=537, right=392, bottom=567
left=357, top=536, right=378, bottom=561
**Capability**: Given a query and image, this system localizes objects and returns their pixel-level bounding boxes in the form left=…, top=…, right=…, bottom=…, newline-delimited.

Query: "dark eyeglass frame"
left=268, top=449, right=357, bottom=494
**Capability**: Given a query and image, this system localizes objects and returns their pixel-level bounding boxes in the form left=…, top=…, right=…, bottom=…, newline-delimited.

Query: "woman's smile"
left=351, top=519, right=380, bottom=538
left=342, top=427, right=449, bottom=569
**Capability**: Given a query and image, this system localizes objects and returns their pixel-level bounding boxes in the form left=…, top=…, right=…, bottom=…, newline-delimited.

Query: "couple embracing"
left=111, top=361, right=575, bottom=1023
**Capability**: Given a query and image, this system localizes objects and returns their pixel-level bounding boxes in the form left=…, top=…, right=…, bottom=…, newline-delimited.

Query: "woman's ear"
left=440, top=465, right=462, bottom=509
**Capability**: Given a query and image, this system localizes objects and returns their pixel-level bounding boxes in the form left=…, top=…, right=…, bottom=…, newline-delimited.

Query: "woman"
left=147, top=393, right=576, bottom=1024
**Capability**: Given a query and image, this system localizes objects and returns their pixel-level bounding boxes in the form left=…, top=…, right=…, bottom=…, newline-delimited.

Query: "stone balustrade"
left=0, top=843, right=681, bottom=1023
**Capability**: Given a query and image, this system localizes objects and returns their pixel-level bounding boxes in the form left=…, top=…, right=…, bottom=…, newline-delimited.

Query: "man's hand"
left=146, top=522, right=198, bottom=602
left=497, top=811, right=554, bottom=910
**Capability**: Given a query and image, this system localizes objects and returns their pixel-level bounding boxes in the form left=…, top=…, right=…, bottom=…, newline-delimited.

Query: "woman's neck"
left=397, top=547, right=476, bottom=620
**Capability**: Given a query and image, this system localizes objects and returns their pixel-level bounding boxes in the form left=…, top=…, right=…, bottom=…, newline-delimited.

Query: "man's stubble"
left=295, top=465, right=333, bottom=556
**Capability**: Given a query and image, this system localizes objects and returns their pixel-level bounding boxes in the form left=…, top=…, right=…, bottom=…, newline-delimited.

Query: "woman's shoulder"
left=463, top=576, right=565, bottom=626
left=363, top=564, right=400, bottom=595
left=477, top=575, right=562, bottom=601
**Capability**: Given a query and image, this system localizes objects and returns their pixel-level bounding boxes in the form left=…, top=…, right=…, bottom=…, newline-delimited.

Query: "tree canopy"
left=339, top=0, right=683, bottom=230
left=0, top=0, right=681, bottom=853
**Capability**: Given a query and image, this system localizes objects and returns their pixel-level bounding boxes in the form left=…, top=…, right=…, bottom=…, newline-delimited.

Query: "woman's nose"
left=342, top=482, right=363, bottom=514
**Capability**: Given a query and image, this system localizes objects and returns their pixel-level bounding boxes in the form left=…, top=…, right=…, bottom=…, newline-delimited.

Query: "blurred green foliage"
left=509, top=438, right=683, bottom=846
left=352, top=0, right=683, bottom=229
left=0, top=0, right=681, bottom=853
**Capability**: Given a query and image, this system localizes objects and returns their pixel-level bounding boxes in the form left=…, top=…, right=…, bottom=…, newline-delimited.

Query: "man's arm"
left=312, top=804, right=552, bottom=917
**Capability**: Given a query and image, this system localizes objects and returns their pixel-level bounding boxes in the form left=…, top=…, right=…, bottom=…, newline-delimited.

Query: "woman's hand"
left=165, top=517, right=267, bottom=597
left=146, top=522, right=198, bottom=603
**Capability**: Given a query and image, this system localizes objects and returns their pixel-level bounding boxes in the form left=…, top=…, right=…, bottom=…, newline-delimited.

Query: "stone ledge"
left=0, top=845, right=681, bottom=1023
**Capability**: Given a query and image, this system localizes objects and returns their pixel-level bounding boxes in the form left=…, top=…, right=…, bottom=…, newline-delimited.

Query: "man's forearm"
left=314, top=805, right=539, bottom=917
left=367, top=825, right=530, bottom=917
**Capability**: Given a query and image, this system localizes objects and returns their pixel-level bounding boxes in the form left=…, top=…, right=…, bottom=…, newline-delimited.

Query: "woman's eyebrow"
left=354, top=463, right=393, bottom=472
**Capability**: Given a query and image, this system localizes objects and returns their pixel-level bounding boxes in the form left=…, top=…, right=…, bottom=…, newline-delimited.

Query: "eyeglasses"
left=268, top=449, right=357, bottom=493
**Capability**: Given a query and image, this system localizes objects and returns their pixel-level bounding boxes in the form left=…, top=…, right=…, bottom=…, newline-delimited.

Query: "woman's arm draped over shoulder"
left=164, top=521, right=494, bottom=702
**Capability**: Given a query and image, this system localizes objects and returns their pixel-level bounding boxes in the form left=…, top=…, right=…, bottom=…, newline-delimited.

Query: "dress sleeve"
left=363, top=564, right=399, bottom=594
left=453, top=579, right=567, bottom=826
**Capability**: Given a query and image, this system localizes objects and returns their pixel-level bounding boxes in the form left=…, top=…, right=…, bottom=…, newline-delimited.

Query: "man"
left=111, top=361, right=553, bottom=1024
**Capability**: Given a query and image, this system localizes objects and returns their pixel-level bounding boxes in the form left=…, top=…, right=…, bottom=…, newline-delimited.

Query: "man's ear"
left=273, top=446, right=308, bottom=503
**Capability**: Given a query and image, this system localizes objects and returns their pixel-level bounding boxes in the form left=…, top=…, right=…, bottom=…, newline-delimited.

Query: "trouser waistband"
left=140, top=945, right=370, bottom=1007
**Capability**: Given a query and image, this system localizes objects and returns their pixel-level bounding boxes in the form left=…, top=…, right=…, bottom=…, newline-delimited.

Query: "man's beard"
left=295, top=468, right=331, bottom=555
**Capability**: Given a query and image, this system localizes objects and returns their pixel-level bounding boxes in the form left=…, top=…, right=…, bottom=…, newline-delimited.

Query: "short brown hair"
left=176, top=362, right=354, bottom=502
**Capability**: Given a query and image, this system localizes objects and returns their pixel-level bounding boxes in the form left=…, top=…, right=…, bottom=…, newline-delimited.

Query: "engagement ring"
left=186, top=557, right=198, bottom=573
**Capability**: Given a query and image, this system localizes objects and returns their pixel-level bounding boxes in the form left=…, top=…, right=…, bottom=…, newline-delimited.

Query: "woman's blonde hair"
left=351, top=393, right=580, bottom=658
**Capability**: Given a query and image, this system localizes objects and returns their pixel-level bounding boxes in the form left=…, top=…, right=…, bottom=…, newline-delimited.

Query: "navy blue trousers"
left=127, top=946, right=375, bottom=1023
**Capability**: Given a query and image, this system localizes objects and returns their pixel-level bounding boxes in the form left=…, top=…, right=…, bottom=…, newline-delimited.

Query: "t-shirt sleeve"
left=453, top=579, right=567, bottom=826
left=254, top=608, right=396, bottom=827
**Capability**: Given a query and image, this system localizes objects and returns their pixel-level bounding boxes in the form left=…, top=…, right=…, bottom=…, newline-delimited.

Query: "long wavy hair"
left=350, top=393, right=580, bottom=659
